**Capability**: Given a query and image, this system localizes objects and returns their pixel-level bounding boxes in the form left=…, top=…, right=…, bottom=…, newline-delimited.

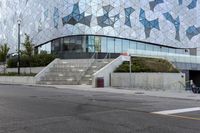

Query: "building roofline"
left=35, top=34, right=189, bottom=50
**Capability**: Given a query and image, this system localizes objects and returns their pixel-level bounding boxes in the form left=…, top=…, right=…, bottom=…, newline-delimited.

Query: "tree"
left=22, top=34, right=34, bottom=73
left=0, top=43, right=10, bottom=73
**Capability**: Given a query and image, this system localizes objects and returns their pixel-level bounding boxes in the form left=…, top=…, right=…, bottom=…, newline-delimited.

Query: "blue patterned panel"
left=53, top=7, right=59, bottom=28
left=178, top=0, right=183, bottom=5
left=124, top=7, right=135, bottom=27
left=186, top=25, right=200, bottom=40
left=139, top=9, right=160, bottom=38
left=149, top=0, right=164, bottom=11
left=97, top=5, right=120, bottom=28
left=62, top=2, right=92, bottom=27
left=44, top=9, right=48, bottom=20
left=163, top=12, right=180, bottom=41
left=187, top=0, right=197, bottom=9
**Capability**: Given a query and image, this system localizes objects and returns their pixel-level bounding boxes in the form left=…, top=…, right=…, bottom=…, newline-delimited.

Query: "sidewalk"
left=36, top=84, right=200, bottom=101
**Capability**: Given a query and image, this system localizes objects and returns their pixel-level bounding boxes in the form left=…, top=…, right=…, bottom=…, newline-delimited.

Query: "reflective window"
left=94, top=36, right=101, bottom=52
left=107, top=37, right=115, bottom=53
left=61, top=36, right=84, bottom=52
left=161, top=47, right=169, bottom=53
left=122, top=40, right=130, bottom=52
left=153, top=45, right=161, bottom=52
left=176, top=49, right=185, bottom=54
left=63, top=37, right=70, bottom=51
left=137, top=42, right=146, bottom=50
left=101, top=37, right=107, bottom=53
left=52, top=39, right=60, bottom=53
left=169, top=48, right=176, bottom=53
left=39, top=42, right=51, bottom=54
left=115, top=38, right=122, bottom=53
left=87, top=36, right=95, bottom=52
left=130, top=41, right=137, bottom=49
left=37, top=35, right=188, bottom=56
left=146, top=44, right=154, bottom=51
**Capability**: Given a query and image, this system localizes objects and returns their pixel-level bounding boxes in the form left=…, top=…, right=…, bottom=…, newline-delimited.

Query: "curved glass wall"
left=36, top=35, right=189, bottom=56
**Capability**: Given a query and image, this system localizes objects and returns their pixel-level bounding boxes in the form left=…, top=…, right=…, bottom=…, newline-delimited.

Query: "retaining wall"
left=111, top=73, right=186, bottom=91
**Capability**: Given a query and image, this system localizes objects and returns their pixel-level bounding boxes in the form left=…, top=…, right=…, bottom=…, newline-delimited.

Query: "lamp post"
left=17, top=19, right=21, bottom=75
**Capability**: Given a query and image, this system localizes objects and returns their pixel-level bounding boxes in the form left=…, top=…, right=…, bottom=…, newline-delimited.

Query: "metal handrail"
left=0, top=65, right=4, bottom=73
left=77, top=53, right=96, bottom=84
left=0, top=62, right=6, bottom=73
left=100, top=53, right=110, bottom=68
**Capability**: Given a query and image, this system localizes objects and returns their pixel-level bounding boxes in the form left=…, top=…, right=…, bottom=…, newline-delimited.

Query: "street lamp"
left=17, top=19, right=21, bottom=75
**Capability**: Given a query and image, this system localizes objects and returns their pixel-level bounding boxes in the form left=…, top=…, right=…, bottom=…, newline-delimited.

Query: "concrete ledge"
left=0, top=76, right=35, bottom=84
left=111, top=73, right=186, bottom=91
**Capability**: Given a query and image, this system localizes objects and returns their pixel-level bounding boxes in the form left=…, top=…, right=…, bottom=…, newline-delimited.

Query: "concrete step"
left=44, top=72, right=84, bottom=77
left=80, top=80, right=92, bottom=85
left=49, top=69, right=86, bottom=73
left=52, top=65, right=89, bottom=69
left=41, top=76, right=80, bottom=81
left=37, top=58, right=113, bottom=85
left=78, top=59, right=113, bottom=85
left=38, top=81, right=79, bottom=85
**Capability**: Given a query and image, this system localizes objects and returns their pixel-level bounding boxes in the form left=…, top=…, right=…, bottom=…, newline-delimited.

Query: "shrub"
left=0, top=72, right=36, bottom=76
left=115, top=57, right=179, bottom=73
left=7, top=53, right=56, bottom=68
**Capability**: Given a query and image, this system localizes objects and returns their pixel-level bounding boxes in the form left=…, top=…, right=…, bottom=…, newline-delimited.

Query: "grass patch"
left=0, top=72, right=36, bottom=76
left=115, top=57, right=179, bottom=73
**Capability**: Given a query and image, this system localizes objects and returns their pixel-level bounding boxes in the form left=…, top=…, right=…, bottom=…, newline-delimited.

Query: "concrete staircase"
left=79, top=59, right=112, bottom=85
left=37, top=59, right=112, bottom=85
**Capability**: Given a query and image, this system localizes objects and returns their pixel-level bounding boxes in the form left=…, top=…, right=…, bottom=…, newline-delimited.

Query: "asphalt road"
left=0, top=84, right=200, bottom=133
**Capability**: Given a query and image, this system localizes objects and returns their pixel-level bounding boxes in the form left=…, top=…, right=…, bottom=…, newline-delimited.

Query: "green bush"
left=7, top=53, right=56, bottom=68
left=0, top=72, right=36, bottom=76
left=7, top=58, right=17, bottom=68
left=115, top=57, right=179, bottom=73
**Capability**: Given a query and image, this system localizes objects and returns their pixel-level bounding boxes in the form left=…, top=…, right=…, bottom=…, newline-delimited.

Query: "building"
left=0, top=0, right=200, bottom=57
left=1, top=0, right=200, bottom=87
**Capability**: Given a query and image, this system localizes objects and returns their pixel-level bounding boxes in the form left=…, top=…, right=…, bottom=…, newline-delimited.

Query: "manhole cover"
left=134, top=92, right=145, bottom=95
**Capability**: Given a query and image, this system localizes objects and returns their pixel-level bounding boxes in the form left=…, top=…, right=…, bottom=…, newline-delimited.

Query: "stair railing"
left=0, top=65, right=4, bottom=73
left=104, top=52, right=109, bottom=61
left=77, top=53, right=96, bottom=84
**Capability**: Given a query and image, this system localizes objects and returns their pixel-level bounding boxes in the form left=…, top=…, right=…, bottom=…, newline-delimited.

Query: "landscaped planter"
left=111, top=73, right=186, bottom=91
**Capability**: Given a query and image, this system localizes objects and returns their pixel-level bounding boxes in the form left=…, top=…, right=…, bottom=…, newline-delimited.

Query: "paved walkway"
left=35, top=85, right=200, bottom=101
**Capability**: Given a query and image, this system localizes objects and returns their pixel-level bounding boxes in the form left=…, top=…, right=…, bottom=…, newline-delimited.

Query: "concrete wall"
left=0, top=76, right=35, bottom=84
left=5, top=67, right=45, bottom=74
left=111, top=73, right=186, bottom=91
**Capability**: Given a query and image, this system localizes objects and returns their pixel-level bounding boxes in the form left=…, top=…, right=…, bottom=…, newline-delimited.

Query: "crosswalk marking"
left=152, top=107, right=200, bottom=115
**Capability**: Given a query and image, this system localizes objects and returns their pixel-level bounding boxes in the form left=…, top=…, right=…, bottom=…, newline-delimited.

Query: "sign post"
left=121, top=52, right=132, bottom=88
left=129, top=53, right=132, bottom=88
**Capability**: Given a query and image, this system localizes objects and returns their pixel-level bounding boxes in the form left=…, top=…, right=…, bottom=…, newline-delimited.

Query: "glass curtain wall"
left=36, top=35, right=189, bottom=55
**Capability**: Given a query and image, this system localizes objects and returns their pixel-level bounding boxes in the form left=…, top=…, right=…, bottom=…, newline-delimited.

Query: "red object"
left=96, top=77, right=104, bottom=88
left=121, top=53, right=129, bottom=56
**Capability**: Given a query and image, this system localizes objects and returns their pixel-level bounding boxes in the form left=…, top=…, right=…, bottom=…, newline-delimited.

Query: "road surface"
left=0, top=84, right=200, bottom=133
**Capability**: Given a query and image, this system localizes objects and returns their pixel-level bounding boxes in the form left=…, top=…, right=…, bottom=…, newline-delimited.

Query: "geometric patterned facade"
left=0, top=0, right=200, bottom=52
